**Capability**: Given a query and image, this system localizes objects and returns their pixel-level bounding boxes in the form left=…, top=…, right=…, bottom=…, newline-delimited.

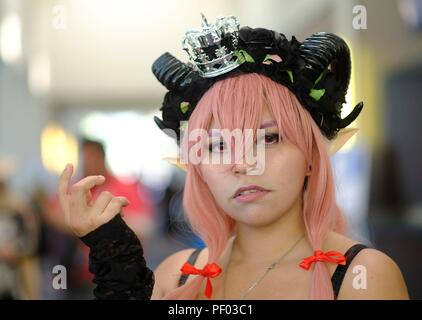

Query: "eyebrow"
left=208, top=120, right=278, bottom=136
left=259, top=120, right=277, bottom=129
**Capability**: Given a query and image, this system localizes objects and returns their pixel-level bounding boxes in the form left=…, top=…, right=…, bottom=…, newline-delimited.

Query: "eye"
left=209, top=140, right=227, bottom=153
left=263, top=133, right=281, bottom=145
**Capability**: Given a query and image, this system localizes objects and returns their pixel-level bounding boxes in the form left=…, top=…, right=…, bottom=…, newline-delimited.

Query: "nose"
left=231, top=134, right=264, bottom=175
left=232, top=157, right=258, bottom=175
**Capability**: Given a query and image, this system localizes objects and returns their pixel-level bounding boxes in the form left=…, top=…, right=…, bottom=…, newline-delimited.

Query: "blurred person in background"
left=0, top=157, right=40, bottom=299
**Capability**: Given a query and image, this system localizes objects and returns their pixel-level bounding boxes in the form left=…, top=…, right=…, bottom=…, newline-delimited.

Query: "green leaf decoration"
left=235, top=50, right=255, bottom=63
left=263, top=54, right=272, bottom=63
left=180, top=101, right=190, bottom=114
left=286, top=70, right=294, bottom=83
left=314, top=72, right=324, bottom=86
left=309, top=88, right=326, bottom=101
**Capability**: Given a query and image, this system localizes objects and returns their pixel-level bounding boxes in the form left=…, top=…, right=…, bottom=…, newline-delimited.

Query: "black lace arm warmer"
left=80, top=214, right=155, bottom=300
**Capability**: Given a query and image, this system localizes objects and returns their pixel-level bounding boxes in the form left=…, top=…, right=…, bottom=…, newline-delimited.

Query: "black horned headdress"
left=152, top=14, right=363, bottom=144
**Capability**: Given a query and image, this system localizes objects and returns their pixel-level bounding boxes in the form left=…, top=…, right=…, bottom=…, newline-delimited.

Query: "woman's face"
left=200, top=104, right=308, bottom=227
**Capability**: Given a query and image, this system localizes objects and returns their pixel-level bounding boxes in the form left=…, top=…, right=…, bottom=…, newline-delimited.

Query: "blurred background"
left=0, top=0, right=421, bottom=299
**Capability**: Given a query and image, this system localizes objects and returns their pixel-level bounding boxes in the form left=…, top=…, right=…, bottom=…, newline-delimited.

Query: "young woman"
left=58, top=16, right=409, bottom=300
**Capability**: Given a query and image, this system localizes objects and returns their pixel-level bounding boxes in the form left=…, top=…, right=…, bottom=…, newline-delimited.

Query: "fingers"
left=86, top=189, right=93, bottom=206
left=59, top=164, right=73, bottom=200
left=58, top=164, right=73, bottom=221
left=115, top=196, right=129, bottom=218
left=115, top=196, right=130, bottom=207
left=70, top=175, right=106, bottom=212
left=71, top=175, right=106, bottom=198
left=97, top=196, right=129, bottom=225
left=91, top=191, right=113, bottom=214
left=57, top=164, right=132, bottom=236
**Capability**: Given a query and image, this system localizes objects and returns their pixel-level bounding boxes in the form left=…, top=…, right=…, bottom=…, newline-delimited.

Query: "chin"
left=232, top=209, right=283, bottom=227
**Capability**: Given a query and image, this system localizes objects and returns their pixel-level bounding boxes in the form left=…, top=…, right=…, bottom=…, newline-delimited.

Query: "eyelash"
left=261, top=133, right=281, bottom=145
left=208, top=133, right=281, bottom=153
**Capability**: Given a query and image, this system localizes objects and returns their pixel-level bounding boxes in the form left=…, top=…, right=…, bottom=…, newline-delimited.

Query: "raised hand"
left=58, top=164, right=129, bottom=237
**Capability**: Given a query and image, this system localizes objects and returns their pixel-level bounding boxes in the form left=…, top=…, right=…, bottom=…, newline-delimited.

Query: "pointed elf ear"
left=325, top=128, right=359, bottom=156
left=162, top=156, right=188, bottom=171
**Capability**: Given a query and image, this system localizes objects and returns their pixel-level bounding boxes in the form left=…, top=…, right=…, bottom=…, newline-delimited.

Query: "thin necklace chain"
left=223, top=234, right=305, bottom=300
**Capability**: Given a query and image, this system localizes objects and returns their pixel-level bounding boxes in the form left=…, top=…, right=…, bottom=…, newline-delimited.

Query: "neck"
left=231, top=196, right=308, bottom=265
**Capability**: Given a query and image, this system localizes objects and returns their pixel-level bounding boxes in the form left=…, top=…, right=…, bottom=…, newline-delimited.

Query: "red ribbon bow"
left=299, top=250, right=346, bottom=270
left=180, top=262, right=222, bottom=299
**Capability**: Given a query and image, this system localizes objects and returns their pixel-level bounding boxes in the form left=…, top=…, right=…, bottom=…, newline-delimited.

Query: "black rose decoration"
left=239, top=27, right=277, bottom=62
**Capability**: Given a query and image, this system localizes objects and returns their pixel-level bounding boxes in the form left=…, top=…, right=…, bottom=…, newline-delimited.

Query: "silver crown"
left=182, top=14, right=242, bottom=78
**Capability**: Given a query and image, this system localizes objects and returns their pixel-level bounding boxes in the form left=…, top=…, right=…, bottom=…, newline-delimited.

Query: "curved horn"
left=299, top=32, right=351, bottom=95
left=299, top=32, right=364, bottom=134
left=337, top=101, right=364, bottom=129
left=152, top=52, right=200, bottom=94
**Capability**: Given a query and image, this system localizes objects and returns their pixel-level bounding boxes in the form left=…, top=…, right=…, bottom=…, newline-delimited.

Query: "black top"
left=178, top=244, right=368, bottom=299
left=80, top=214, right=367, bottom=300
left=331, top=243, right=368, bottom=299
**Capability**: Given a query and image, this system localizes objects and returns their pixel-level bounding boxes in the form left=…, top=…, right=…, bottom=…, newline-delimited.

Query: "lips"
left=233, top=184, right=270, bottom=198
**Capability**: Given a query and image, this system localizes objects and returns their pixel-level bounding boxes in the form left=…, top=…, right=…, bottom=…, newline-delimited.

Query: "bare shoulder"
left=338, top=247, right=409, bottom=299
left=151, top=247, right=208, bottom=299
left=325, top=231, right=409, bottom=299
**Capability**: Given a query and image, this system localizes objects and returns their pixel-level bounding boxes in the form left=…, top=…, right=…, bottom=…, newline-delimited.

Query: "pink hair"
left=164, top=73, right=346, bottom=300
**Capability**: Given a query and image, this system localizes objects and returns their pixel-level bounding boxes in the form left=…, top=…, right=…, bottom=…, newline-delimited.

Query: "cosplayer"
left=58, top=15, right=408, bottom=300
